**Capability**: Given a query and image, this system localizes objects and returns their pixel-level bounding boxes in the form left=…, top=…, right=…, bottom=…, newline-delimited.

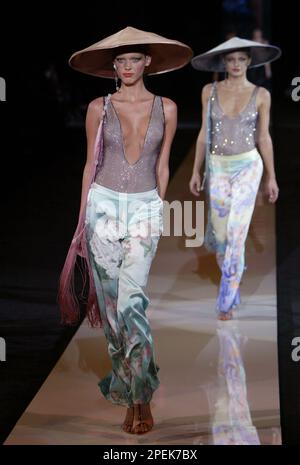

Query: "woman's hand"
left=189, top=172, right=202, bottom=196
left=265, top=176, right=279, bottom=203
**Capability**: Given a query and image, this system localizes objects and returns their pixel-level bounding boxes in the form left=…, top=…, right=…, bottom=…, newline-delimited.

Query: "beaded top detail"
left=94, top=95, right=165, bottom=192
left=210, top=84, right=259, bottom=156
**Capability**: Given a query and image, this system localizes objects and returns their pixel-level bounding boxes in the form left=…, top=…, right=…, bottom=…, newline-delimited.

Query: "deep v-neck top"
left=110, top=95, right=156, bottom=166
left=94, top=95, right=165, bottom=193
left=210, top=84, right=259, bottom=156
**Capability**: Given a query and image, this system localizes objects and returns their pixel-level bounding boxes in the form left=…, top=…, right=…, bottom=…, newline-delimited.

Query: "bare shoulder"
left=201, top=83, right=214, bottom=105
left=202, top=83, right=213, bottom=97
left=87, top=96, right=104, bottom=116
left=161, top=97, right=177, bottom=122
left=85, top=97, right=105, bottom=133
left=161, top=96, right=177, bottom=113
left=257, top=86, right=271, bottom=104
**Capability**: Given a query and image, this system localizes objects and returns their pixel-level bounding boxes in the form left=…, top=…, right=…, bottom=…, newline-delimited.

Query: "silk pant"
left=85, top=182, right=163, bottom=406
left=208, top=149, right=263, bottom=313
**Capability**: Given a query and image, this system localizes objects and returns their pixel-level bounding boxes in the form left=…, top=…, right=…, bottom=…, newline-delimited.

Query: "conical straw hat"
left=191, top=36, right=281, bottom=72
left=69, top=26, right=193, bottom=78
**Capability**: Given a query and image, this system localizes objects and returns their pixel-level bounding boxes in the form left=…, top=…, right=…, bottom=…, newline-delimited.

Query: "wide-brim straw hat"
left=69, top=26, right=193, bottom=78
left=191, top=36, right=281, bottom=72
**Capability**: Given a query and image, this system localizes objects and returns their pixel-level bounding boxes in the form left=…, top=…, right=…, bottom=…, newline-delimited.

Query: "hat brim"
left=69, top=43, right=193, bottom=78
left=191, top=44, right=281, bottom=72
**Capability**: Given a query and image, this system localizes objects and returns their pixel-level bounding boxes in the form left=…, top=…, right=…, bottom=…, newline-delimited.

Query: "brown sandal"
left=218, top=310, right=233, bottom=321
left=132, top=404, right=154, bottom=434
left=121, top=406, right=134, bottom=434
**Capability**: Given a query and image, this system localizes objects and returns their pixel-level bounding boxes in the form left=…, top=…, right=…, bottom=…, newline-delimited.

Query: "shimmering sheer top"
left=94, top=95, right=165, bottom=192
left=210, top=84, right=259, bottom=156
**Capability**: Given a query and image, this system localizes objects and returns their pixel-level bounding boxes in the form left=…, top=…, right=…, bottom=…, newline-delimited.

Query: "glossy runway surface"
left=5, top=143, right=281, bottom=445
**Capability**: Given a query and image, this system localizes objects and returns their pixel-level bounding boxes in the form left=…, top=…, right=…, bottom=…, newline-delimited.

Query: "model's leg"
left=118, top=230, right=161, bottom=434
left=209, top=166, right=233, bottom=319
left=209, top=170, right=232, bottom=257
left=217, top=253, right=241, bottom=311
left=85, top=192, right=136, bottom=432
left=216, top=156, right=263, bottom=316
left=216, top=251, right=240, bottom=320
left=117, top=198, right=163, bottom=434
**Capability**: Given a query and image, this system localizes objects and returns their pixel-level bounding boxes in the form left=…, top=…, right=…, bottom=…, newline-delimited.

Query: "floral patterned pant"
left=85, top=182, right=164, bottom=407
left=208, top=149, right=263, bottom=314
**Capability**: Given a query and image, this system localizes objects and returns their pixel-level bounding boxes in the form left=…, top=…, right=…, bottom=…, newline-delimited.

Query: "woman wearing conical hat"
left=189, top=37, right=281, bottom=321
left=58, top=26, right=192, bottom=434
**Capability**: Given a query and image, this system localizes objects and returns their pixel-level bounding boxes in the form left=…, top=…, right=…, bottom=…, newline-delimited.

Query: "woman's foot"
left=132, top=403, right=154, bottom=434
left=218, top=310, right=233, bottom=321
left=122, top=406, right=134, bottom=433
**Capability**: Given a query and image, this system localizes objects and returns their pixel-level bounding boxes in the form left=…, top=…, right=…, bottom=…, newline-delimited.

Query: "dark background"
left=0, top=0, right=300, bottom=445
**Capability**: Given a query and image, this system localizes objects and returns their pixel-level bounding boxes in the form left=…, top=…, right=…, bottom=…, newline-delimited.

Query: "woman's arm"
left=155, top=97, right=177, bottom=200
left=189, top=83, right=211, bottom=197
left=78, top=97, right=103, bottom=218
left=256, top=87, right=279, bottom=203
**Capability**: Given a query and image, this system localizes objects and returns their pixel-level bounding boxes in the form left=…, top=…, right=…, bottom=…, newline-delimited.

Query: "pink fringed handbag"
left=57, top=95, right=111, bottom=328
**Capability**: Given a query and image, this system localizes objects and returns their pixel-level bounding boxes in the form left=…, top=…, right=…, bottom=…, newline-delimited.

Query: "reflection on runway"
left=210, top=321, right=260, bottom=445
left=4, top=142, right=281, bottom=445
